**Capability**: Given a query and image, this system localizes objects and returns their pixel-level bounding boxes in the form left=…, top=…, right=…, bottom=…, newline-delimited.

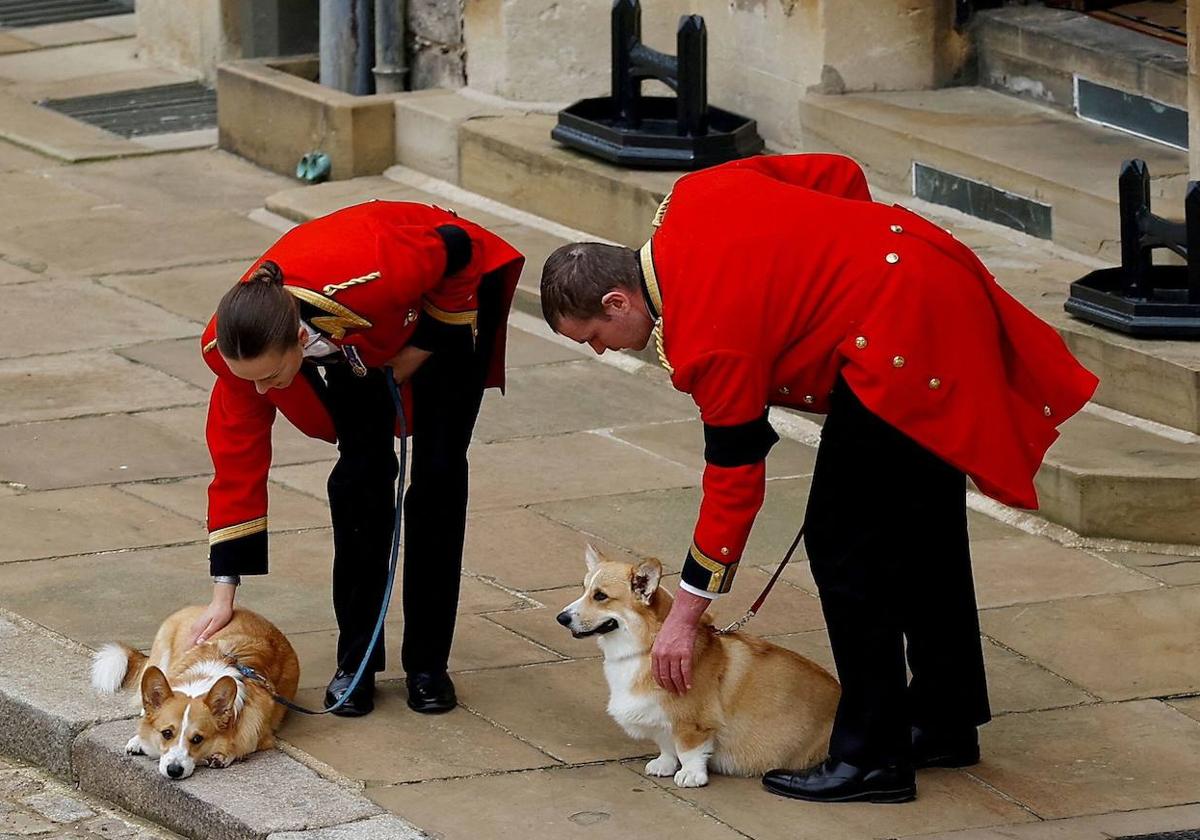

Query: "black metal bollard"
left=1066, top=159, right=1200, bottom=338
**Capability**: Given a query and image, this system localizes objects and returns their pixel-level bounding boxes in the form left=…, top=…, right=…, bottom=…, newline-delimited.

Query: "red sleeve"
left=716, top=153, right=872, bottom=201
left=205, top=374, right=276, bottom=576
left=672, top=350, right=773, bottom=596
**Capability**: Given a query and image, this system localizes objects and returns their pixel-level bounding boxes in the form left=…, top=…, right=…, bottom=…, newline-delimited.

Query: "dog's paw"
left=124, top=736, right=145, bottom=756
left=673, top=767, right=709, bottom=788
left=205, top=753, right=233, bottom=769
left=645, top=755, right=680, bottom=777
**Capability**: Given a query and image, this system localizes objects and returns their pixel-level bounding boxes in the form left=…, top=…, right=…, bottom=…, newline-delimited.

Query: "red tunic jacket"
left=643, top=155, right=1098, bottom=597
left=201, top=201, right=524, bottom=576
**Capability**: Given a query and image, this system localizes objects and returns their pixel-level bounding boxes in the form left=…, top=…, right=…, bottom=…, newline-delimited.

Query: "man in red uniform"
left=539, top=154, right=1097, bottom=802
left=196, top=200, right=523, bottom=716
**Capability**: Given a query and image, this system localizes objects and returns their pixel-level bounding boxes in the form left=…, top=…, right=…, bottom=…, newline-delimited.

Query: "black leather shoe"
left=406, top=671, right=457, bottom=714
left=912, top=725, right=980, bottom=769
left=324, top=669, right=375, bottom=717
left=762, top=758, right=916, bottom=803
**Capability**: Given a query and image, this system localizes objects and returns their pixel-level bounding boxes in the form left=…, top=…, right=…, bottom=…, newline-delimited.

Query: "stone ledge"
left=0, top=88, right=171, bottom=163
left=217, top=56, right=397, bottom=181
left=0, top=609, right=133, bottom=779
left=74, top=720, right=399, bottom=840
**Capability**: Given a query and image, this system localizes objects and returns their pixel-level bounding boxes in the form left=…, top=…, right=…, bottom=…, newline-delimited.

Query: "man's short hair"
left=540, top=242, right=639, bottom=328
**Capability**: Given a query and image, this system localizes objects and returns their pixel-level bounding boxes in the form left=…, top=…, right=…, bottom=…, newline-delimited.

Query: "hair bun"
left=249, top=260, right=284, bottom=286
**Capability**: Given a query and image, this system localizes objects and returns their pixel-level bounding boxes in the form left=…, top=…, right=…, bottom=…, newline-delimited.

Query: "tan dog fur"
left=558, top=547, right=839, bottom=787
left=91, top=606, right=299, bottom=780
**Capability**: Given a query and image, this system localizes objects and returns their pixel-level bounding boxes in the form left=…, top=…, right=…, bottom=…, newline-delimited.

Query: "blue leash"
left=229, top=371, right=407, bottom=715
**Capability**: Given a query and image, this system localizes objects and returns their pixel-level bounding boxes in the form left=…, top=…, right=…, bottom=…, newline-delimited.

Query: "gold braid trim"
left=203, top=338, right=218, bottom=354
left=639, top=239, right=672, bottom=376
left=322, top=271, right=381, bottom=297
left=285, top=286, right=372, bottom=339
left=652, top=192, right=671, bottom=227
left=209, top=516, right=267, bottom=545
left=422, top=300, right=478, bottom=337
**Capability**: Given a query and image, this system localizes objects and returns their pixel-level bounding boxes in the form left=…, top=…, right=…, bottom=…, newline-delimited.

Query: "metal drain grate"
left=40, top=83, right=217, bottom=138
left=0, top=0, right=132, bottom=28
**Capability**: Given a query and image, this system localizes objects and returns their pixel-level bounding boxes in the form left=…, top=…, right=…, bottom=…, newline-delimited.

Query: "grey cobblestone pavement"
left=0, top=755, right=180, bottom=839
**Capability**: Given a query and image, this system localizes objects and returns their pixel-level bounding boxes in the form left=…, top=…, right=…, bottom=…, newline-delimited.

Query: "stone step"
left=974, top=6, right=1186, bottom=132
left=798, top=85, right=1188, bottom=261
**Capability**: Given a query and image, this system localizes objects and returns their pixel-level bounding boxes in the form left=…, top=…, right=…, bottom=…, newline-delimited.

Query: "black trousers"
left=320, top=283, right=499, bottom=677
left=803, top=379, right=991, bottom=768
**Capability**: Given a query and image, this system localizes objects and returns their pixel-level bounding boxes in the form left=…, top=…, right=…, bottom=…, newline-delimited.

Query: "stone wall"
left=410, top=0, right=467, bottom=88
left=136, top=0, right=239, bottom=84
left=462, top=0, right=966, bottom=149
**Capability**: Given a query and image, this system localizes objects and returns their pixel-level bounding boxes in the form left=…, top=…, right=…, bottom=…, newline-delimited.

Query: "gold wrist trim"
left=422, top=300, right=478, bottom=337
left=209, top=516, right=267, bottom=545
left=688, top=543, right=738, bottom=594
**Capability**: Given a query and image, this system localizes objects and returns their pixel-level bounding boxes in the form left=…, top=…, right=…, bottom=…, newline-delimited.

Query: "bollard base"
left=1066, top=266, right=1200, bottom=338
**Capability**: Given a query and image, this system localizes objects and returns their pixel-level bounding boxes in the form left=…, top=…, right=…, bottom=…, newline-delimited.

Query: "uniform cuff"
left=679, top=543, right=738, bottom=595
left=208, top=520, right=268, bottom=576
left=678, top=580, right=720, bottom=600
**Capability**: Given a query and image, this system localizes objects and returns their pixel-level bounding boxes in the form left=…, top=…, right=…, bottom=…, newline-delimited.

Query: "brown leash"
left=713, top=523, right=805, bottom=636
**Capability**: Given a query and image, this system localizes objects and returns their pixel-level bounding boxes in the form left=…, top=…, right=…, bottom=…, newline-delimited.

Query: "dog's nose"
left=166, top=763, right=184, bottom=779
left=555, top=611, right=573, bottom=627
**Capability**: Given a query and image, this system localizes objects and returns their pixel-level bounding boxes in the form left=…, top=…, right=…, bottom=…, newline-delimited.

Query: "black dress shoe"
left=406, top=671, right=457, bottom=714
left=912, top=725, right=980, bottom=769
left=324, top=669, right=375, bottom=717
left=762, top=758, right=916, bottom=804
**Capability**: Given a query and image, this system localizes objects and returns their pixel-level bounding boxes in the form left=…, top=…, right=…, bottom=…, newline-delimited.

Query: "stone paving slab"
left=463, top=507, right=639, bottom=592
left=76, top=720, right=383, bottom=840
left=267, top=815, right=426, bottom=840
left=0, top=485, right=201, bottom=563
left=503, top=328, right=590, bottom=368
left=0, top=612, right=132, bottom=778
left=0, top=136, right=53, bottom=172
left=117, top=337, right=217, bottom=391
left=0, top=39, right=143, bottom=86
left=1168, top=697, right=1200, bottom=724
left=910, top=803, right=1200, bottom=839
left=454, top=659, right=664, bottom=764
left=368, top=763, right=748, bottom=840
left=1101, top=550, right=1200, bottom=587
left=473, top=360, right=697, bottom=443
left=981, top=586, right=1200, bottom=701
left=0, top=351, right=203, bottom=424
left=971, top=700, right=1200, bottom=819
left=99, top=259, right=249, bottom=323
left=287, top=612, right=563, bottom=690
left=0, top=172, right=131, bottom=230
left=140, top=404, right=336, bottom=467
left=642, top=763, right=1035, bottom=840
left=610, top=418, right=818, bottom=477
left=120, top=476, right=329, bottom=530
left=0, top=763, right=182, bottom=839
left=0, top=33, right=35, bottom=55
left=280, top=683, right=556, bottom=785
left=2, top=278, right=198, bottom=360
left=531, top=478, right=812, bottom=573
left=0, top=413, right=212, bottom=490
left=12, top=18, right=133, bottom=49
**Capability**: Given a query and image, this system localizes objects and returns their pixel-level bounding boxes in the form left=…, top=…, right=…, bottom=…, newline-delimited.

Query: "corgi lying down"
left=91, top=606, right=299, bottom=780
left=558, top=547, right=839, bottom=787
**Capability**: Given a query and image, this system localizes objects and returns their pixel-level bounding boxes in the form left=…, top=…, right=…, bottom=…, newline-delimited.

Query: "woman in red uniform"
left=539, top=154, right=1097, bottom=802
left=192, top=200, right=523, bottom=717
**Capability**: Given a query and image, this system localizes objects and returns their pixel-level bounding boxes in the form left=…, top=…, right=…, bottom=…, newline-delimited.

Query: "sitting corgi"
left=557, top=546, right=840, bottom=788
left=91, top=605, right=300, bottom=780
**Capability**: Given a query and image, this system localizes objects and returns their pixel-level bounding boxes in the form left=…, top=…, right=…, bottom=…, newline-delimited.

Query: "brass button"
left=779, top=386, right=791, bottom=396
left=890, top=224, right=903, bottom=234
left=804, top=395, right=815, bottom=404
left=855, top=336, right=868, bottom=349
left=885, top=252, right=900, bottom=264
left=893, top=355, right=905, bottom=368
left=720, top=547, right=730, bottom=556
left=1044, top=405, right=1052, bottom=417
left=929, top=377, right=941, bottom=390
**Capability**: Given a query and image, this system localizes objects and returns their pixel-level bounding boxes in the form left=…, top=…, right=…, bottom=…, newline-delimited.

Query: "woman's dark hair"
left=539, top=243, right=640, bottom=328
left=215, top=261, right=300, bottom=360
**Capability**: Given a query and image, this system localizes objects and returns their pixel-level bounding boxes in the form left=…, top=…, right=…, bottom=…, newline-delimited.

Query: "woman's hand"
left=190, top=582, right=237, bottom=646
left=387, top=346, right=433, bottom=384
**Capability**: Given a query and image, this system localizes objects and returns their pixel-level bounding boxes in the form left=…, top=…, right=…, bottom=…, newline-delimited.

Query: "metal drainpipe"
left=374, top=0, right=408, bottom=93
left=320, top=0, right=376, bottom=94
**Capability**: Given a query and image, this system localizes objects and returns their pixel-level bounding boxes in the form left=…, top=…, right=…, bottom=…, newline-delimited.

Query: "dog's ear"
left=140, top=666, right=172, bottom=711
left=204, top=676, right=238, bottom=730
left=584, top=543, right=602, bottom=574
left=631, top=558, right=663, bottom=604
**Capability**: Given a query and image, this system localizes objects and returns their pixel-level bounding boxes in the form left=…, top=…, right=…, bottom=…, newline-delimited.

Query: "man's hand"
left=388, top=346, right=433, bottom=384
left=189, top=582, right=237, bottom=646
left=652, top=588, right=712, bottom=695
